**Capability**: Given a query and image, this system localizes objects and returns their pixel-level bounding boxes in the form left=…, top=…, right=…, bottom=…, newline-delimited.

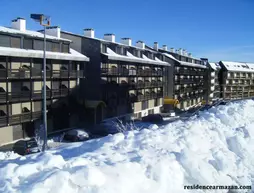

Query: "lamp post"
left=31, top=14, right=51, bottom=152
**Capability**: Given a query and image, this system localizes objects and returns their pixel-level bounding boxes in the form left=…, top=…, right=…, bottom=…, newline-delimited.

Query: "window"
left=34, top=40, right=44, bottom=50
left=116, top=46, right=123, bottom=55
left=52, top=42, right=60, bottom=52
left=133, top=50, right=141, bottom=58
left=62, top=43, right=69, bottom=53
left=11, top=37, right=21, bottom=48
left=101, top=44, right=107, bottom=53
left=154, top=98, right=159, bottom=106
left=142, top=101, right=148, bottom=110
left=23, top=38, right=33, bottom=49
left=0, top=34, right=10, bottom=47
left=46, top=41, right=53, bottom=51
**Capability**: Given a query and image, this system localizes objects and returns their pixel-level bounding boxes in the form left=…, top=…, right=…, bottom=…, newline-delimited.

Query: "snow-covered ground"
left=1, top=100, right=254, bottom=193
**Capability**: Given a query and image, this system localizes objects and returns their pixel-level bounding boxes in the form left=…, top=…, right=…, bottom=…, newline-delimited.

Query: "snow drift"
left=1, top=100, right=254, bottom=193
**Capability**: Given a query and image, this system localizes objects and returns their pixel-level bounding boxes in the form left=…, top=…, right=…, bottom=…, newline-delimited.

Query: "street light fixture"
left=30, top=14, right=51, bottom=152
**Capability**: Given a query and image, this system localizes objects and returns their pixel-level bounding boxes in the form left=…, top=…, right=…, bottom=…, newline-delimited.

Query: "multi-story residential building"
left=207, top=62, right=221, bottom=102
left=0, top=18, right=89, bottom=144
left=61, top=29, right=171, bottom=124
left=143, top=43, right=175, bottom=111
left=158, top=47, right=208, bottom=110
left=219, top=61, right=254, bottom=100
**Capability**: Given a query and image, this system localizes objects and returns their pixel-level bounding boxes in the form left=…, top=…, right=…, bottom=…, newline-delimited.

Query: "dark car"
left=63, top=129, right=90, bottom=142
left=13, top=138, right=40, bottom=155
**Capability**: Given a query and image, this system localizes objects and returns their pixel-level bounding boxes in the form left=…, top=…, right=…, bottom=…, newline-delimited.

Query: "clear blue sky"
left=1, top=0, right=254, bottom=62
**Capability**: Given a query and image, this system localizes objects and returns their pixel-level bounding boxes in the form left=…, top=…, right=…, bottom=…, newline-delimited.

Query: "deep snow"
left=1, top=100, right=254, bottom=193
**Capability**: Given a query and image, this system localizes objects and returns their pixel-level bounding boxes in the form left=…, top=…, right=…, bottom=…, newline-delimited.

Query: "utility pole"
left=31, top=14, right=51, bottom=152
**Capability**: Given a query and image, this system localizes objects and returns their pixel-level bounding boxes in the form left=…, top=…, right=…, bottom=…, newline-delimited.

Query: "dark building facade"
left=158, top=47, right=208, bottom=110
left=61, top=30, right=171, bottom=123
left=0, top=18, right=89, bottom=144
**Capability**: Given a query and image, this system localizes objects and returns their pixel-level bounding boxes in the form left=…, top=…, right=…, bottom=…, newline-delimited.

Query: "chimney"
left=11, top=17, right=26, bottom=31
left=188, top=53, right=192, bottom=57
left=183, top=49, right=187, bottom=56
left=136, top=41, right=145, bottom=49
left=170, top=48, right=175, bottom=53
left=84, top=28, right=95, bottom=38
left=162, top=45, right=167, bottom=51
left=104, top=33, right=115, bottom=42
left=121, top=38, right=132, bottom=46
left=153, top=42, right=159, bottom=51
left=45, top=26, right=61, bottom=38
left=179, top=48, right=183, bottom=55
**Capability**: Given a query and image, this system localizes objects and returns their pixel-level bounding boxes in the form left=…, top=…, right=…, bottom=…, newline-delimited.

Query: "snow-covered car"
left=13, top=138, right=40, bottom=155
left=63, top=129, right=90, bottom=142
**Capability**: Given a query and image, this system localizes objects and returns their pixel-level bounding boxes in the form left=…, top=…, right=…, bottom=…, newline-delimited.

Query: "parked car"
left=13, top=138, right=40, bottom=155
left=63, top=129, right=90, bottom=142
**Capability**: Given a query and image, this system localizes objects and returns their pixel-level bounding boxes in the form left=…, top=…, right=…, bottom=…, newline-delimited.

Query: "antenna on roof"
left=30, top=14, right=51, bottom=26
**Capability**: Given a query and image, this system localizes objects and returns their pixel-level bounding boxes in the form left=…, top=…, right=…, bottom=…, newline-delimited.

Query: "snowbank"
left=1, top=100, right=254, bottom=193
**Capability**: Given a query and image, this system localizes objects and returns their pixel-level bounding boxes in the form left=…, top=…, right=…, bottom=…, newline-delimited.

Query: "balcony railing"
left=0, top=111, right=43, bottom=126
left=176, top=79, right=195, bottom=84
left=176, top=70, right=205, bottom=76
left=0, top=69, right=83, bottom=79
left=128, top=81, right=163, bottom=89
left=101, top=68, right=163, bottom=77
left=129, top=93, right=163, bottom=102
left=0, top=89, right=68, bottom=103
left=51, top=89, right=69, bottom=98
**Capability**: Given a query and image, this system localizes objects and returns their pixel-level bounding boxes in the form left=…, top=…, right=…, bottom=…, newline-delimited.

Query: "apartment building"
left=0, top=18, right=89, bottom=144
left=61, top=29, right=171, bottom=123
left=158, top=47, right=208, bottom=110
left=207, top=62, right=221, bottom=101
left=219, top=61, right=254, bottom=100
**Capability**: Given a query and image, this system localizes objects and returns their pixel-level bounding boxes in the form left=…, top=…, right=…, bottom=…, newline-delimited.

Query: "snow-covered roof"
left=163, top=53, right=206, bottom=69
left=158, top=48, right=201, bottom=61
left=0, top=46, right=89, bottom=61
left=102, top=47, right=170, bottom=66
left=0, top=26, right=71, bottom=42
left=220, top=61, right=254, bottom=72
left=209, top=62, right=221, bottom=70
left=61, top=30, right=145, bottom=50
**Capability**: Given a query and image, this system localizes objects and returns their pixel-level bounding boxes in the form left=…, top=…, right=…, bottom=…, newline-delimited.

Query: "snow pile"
left=0, top=152, right=20, bottom=161
left=1, top=100, right=254, bottom=193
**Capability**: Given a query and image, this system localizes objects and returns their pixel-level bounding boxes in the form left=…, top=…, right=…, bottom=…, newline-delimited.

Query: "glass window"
left=34, top=40, right=44, bottom=50
left=52, top=42, right=60, bottom=52
left=116, top=46, right=124, bottom=55
left=62, top=43, right=69, bottom=53
left=133, top=50, right=141, bottom=58
left=46, top=41, right=53, bottom=51
left=0, top=34, right=10, bottom=47
left=101, top=44, right=107, bottom=53
left=142, top=101, right=148, bottom=110
left=11, top=37, right=21, bottom=48
left=24, top=38, right=33, bottom=49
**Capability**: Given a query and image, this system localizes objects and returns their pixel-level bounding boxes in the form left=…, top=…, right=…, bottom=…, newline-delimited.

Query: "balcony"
left=176, top=69, right=205, bottom=76
left=51, top=89, right=69, bottom=98
left=0, top=89, right=68, bottom=103
left=0, top=111, right=42, bottom=126
left=0, top=69, right=30, bottom=79
left=128, top=81, right=163, bottom=89
left=0, top=69, right=83, bottom=79
left=176, top=79, right=194, bottom=84
left=130, top=93, right=163, bottom=102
